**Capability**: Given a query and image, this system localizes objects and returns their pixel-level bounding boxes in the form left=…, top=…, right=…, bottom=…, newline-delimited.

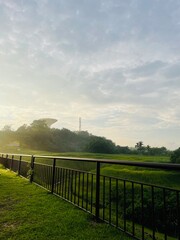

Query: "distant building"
left=38, top=118, right=57, bottom=127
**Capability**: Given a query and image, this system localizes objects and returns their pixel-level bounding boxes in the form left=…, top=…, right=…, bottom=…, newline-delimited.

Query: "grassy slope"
left=0, top=166, right=131, bottom=240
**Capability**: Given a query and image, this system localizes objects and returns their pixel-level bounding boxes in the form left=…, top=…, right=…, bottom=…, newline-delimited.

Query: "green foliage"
left=85, top=136, right=116, bottom=153
left=16, top=120, right=54, bottom=151
left=0, top=125, right=15, bottom=146
left=170, top=148, right=180, bottom=163
left=101, top=165, right=180, bottom=189
left=0, top=119, right=171, bottom=156
left=110, top=184, right=178, bottom=237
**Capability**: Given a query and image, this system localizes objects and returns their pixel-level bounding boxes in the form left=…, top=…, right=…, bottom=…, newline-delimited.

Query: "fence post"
left=51, top=158, right=56, bottom=194
left=95, top=161, right=100, bottom=221
left=30, top=155, right=35, bottom=183
left=6, top=154, right=8, bottom=169
left=18, top=156, right=22, bottom=176
left=10, top=155, right=14, bottom=170
left=1, top=154, right=3, bottom=165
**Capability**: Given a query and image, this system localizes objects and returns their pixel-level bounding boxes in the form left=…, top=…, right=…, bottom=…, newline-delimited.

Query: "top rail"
left=1, top=153, right=180, bottom=171
left=1, top=153, right=32, bottom=157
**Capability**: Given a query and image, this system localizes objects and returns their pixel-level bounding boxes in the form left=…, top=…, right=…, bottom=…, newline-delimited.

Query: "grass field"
left=0, top=147, right=170, bottom=162
left=0, top=150, right=179, bottom=239
left=0, top=165, right=132, bottom=240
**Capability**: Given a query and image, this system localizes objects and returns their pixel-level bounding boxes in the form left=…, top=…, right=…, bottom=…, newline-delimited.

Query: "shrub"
left=170, top=148, right=180, bottom=163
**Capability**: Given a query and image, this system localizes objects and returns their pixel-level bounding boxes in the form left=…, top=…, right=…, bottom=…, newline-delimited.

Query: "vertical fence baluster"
left=45, top=165, right=47, bottom=188
left=42, top=165, right=44, bottom=187
left=43, top=165, right=45, bottom=187
left=51, top=158, right=56, bottom=194
left=30, top=156, right=35, bottom=183
left=59, top=168, right=62, bottom=196
left=115, top=179, right=118, bottom=228
left=95, top=162, right=100, bottom=221
left=86, top=173, right=88, bottom=210
left=18, top=156, right=22, bottom=176
left=132, top=182, right=135, bottom=236
left=78, top=172, right=80, bottom=206
left=91, top=174, right=93, bottom=213
left=177, top=191, right=180, bottom=240
left=57, top=167, right=60, bottom=194
left=103, top=176, right=105, bottom=220
left=152, top=186, right=155, bottom=239
left=6, top=154, right=8, bottom=169
left=62, top=168, right=65, bottom=197
left=48, top=165, right=50, bottom=189
left=82, top=172, right=84, bottom=208
left=141, top=184, right=144, bottom=240
left=74, top=171, right=77, bottom=204
left=68, top=170, right=70, bottom=200
left=46, top=165, right=48, bottom=188
left=10, top=155, right=14, bottom=170
left=65, top=169, right=67, bottom=199
left=71, top=170, right=74, bottom=202
left=54, top=167, right=56, bottom=193
left=163, top=188, right=167, bottom=240
left=124, top=180, right=126, bottom=231
left=109, top=177, right=111, bottom=224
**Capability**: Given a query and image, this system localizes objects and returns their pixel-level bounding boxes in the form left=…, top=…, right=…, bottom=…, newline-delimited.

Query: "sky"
left=0, top=0, right=180, bottom=150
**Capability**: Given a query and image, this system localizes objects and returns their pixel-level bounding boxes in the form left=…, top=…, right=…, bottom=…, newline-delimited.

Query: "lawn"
left=0, top=166, right=132, bottom=240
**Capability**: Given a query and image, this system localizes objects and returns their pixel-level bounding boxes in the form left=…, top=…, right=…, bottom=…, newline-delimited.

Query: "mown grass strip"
left=0, top=166, right=132, bottom=240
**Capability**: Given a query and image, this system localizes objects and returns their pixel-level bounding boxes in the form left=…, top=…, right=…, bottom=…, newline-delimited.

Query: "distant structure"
left=79, top=117, right=81, bottom=132
left=39, top=118, right=57, bottom=127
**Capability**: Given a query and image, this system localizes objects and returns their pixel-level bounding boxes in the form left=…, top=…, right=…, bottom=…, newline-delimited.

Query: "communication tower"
left=79, top=117, right=81, bottom=132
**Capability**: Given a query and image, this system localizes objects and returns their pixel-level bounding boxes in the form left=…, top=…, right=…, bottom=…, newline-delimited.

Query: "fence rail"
left=0, top=153, right=180, bottom=240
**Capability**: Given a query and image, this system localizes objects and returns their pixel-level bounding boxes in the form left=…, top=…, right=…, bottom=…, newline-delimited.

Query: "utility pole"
left=79, top=117, right=81, bottom=132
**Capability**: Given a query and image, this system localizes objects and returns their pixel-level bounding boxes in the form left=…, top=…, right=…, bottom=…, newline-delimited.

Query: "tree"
left=135, top=141, right=144, bottom=154
left=16, top=124, right=28, bottom=147
left=16, top=120, right=53, bottom=150
left=85, top=136, right=116, bottom=154
left=146, top=145, right=150, bottom=150
left=135, top=141, right=144, bottom=149
left=2, top=125, right=12, bottom=132
left=0, top=125, right=15, bottom=146
left=115, top=145, right=131, bottom=154
left=30, top=120, right=49, bottom=130
left=170, top=148, right=180, bottom=164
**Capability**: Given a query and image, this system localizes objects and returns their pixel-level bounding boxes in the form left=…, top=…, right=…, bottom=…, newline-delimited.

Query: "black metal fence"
left=0, top=153, right=180, bottom=240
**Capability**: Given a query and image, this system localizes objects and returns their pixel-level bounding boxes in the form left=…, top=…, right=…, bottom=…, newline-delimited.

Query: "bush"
left=170, top=148, right=180, bottom=163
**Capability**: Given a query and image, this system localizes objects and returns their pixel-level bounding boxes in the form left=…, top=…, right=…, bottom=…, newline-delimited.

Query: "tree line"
left=0, top=119, right=172, bottom=157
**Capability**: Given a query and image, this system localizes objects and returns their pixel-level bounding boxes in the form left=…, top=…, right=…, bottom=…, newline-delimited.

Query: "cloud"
left=0, top=0, right=180, bottom=149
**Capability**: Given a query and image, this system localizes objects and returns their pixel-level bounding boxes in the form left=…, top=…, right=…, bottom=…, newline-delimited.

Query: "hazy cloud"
left=0, top=0, right=180, bottom=149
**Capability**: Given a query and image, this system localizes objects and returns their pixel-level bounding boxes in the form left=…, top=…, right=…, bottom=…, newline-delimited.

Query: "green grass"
left=0, top=147, right=170, bottom=162
left=100, top=165, right=180, bottom=189
left=0, top=167, right=132, bottom=240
